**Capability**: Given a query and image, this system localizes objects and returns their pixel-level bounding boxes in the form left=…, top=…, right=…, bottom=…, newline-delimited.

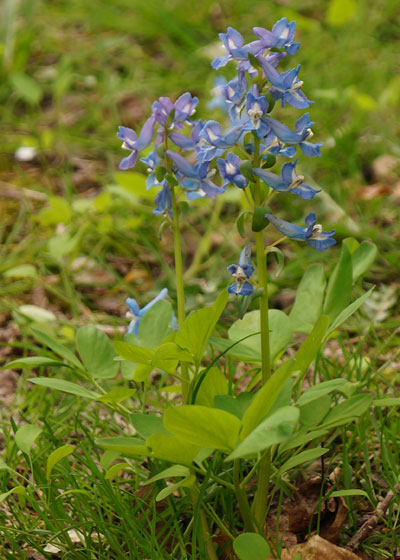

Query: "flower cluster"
left=117, top=17, right=336, bottom=305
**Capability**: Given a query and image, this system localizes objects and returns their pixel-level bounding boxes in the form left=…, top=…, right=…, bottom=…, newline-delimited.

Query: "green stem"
left=233, top=460, right=256, bottom=532
left=250, top=133, right=272, bottom=531
left=169, top=184, right=189, bottom=403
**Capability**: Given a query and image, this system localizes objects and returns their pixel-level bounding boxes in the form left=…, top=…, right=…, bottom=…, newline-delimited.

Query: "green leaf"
left=152, top=342, right=194, bottom=371
left=164, top=405, right=241, bottom=451
left=38, top=196, right=72, bottom=226
left=233, top=533, right=271, bottom=560
left=76, top=326, right=119, bottom=379
left=7, top=356, right=70, bottom=369
left=214, top=393, right=254, bottom=420
left=46, top=445, right=74, bottom=480
left=15, top=424, right=42, bottom=455
left=297, top=379, right=347, bottom=406
left=289, top=264, right=326, bottom=333
left=114, top=341, right=154, bottom=364
left=155, top=474, right=196, bottom=502
left=299, top=395, right=331, bottom=428
left=176, top=290, right=228, bottom=366
left=4, top=264, right=37, bottom=278
left=195, top=367, right=228, bottom=407
left=30, top=328, right=82, bottom=369
left=96, top=387, right=136, bottom=405
left=236, top=211, right=252, bottom=238
left=18, top=305, right=56, bottom=323
left=326, top=0, right=356, bottom=26
left=144, top=465, right=190, bottom=485
left=351, top=241, right=377, bottom=281
left=11, top=73, right=43, bottom=104
left=95, top=437, right=149, bottom=457
left=130, top=414, right=168, bottom=439
left=293, top=315, right=330, bottom=378
left=146, top=433, right=201, bottom=465
left=241, top=359, right=295, bottom=439
left=0, top=486, right=26, bottom=504
left=252, top=205, right=271, bottom=232
left=138, top=300, right=174, bottom=348
left=323, top=243, right=353, bottom=321
left=227, top=407, right=299, bottom=460
left=227, top=309, right=292, bottom=363
left=330, top=489, right=369, bottom=498
left=279, top=428, right=329, bottom=454
left=279, top=448, right=329, bottom=474
left=325, top=288, right=374, bottom=337
left=322, top=394, right=372, bottom=427
left=105, top=463, right=131, bottom=480
left=374, top=398, right=400, bottom=407
left=29, top=378, right=100, bottom=399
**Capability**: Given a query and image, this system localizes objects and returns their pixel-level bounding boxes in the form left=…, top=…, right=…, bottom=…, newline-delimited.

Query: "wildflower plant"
left=17, top=16, right=380, bottom=560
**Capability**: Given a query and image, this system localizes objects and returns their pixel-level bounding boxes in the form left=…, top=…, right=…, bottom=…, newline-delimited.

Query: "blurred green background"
left=0, top=0, right=399, bottom=326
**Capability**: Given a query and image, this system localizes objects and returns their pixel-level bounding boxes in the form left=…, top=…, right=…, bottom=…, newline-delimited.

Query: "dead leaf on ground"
left=268, top=535, right=361, bottom=559
left=372, top=154, right=398, bottom=184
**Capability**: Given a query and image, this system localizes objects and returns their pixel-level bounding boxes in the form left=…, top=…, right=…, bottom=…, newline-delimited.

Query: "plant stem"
left=169, top=183, right=190, bottom=404
left=233, top=460, right=255, bottom=532
left=250, top=134, right=272, bottom=531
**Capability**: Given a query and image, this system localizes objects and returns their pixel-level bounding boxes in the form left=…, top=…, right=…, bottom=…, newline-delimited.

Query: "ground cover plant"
left=1, top=1, right=400, bottom=559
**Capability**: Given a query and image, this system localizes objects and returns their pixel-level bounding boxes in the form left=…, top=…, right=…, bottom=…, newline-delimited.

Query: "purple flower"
left=259, top=59, right=313, bottom=109
left=221, top=71, right=248, bottom=122
left=211, top=27, right=250, bottom=70
left=253, top=160, right=320, bottom=199
left=196, top=120, right=246, bottom=164
left=227, top=244, right=254, bottom=296
left=173, top=92, right=199, bottom=124
left=166, top=150, right=225, bottom=199
left=244, top=87, right=271, bottom=138
left=251, top=17, right=299, bottom=55
left=153, top=183, right=173, bottom=217
left=217, top=153, right=248, bottom=189
left=264, top=114, right=322, bottom=157
left=117, top=115, right=156, bottom=170
left=265, top=212, right=336, bottom=251
left=169, top=119, right=203, bottom=151
left=126, top=288, right=169, bottom=335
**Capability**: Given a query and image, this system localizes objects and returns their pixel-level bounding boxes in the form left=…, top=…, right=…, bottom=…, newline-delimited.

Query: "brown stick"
left=0, top=181, right=47, bottom=201
left=346, top=485, right=398, bottom=551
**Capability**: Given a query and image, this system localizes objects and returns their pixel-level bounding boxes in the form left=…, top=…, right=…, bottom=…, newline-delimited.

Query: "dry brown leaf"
left=268, top=535, right=361, bottom=559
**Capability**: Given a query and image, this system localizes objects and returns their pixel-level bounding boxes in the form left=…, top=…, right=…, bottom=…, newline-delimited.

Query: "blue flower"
left=173, top=92, right=199, bottom=124
left=196, top=120, right=246, bottom=164
left=126, top=288, right=169, bottom=335
left=253, top=160, right=320, bottom=199
left=265, top=212, right=336, bottom=251
left=251, top=17, right=300, bottom=55
left=117, top=116, right=156, bottom=170
left=264, top=114, right=322, bottom=157
left=220, top=70, right=248, bottom=122
left=166, top=150, right=225, bottom=199
left=227, top=244, right=255, bottom=296
left=153, top=183, right=173, bottom=217
left=259, top=58, right=313, bottom=109
left=169, top=119, right=203, bottom=151
left=217, top=153, right=248, bottom=188
left=211, top=27, right=250, bottom=70
left=243, top=87, right=272, bottom=138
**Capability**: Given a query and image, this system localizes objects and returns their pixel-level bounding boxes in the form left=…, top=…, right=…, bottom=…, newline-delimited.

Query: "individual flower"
left=217, top=153, right=248, bottom=188
left=227, top=244, right=255, bottom=296
left=126, top=288, right=169, bottom=335
left=211, top=27, right=251, bottom=70
left=259, top=58, right=313, bottom=109
left=251, top=17, right=300, bottom=55
left=196, top=120, right=246, bottom=164
left=220, top=70, right=248, bottom=122
left=265, top=212, right=336, bottom=251
left=173, top=92, right=199, bottom=124
left=253, top=160, right=320, bottom=199
left=169, top=119, right=203, bottom=151
left=244, top=86, right=271, bottom=138
left=264, top=114, right=322, bottom=157
left=166, top=150, right=225, bottom=199
left=153, top=183, right=172, bottom=217
left=117, top=115, right=156, bottom=170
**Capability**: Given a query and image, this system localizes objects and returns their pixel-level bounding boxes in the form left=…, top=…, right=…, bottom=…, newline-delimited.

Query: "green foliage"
left=233, top=533, right=271, bottom=560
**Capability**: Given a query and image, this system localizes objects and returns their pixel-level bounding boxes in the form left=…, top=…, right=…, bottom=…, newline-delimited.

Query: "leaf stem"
left=233, top=459, right=256, bottom=532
